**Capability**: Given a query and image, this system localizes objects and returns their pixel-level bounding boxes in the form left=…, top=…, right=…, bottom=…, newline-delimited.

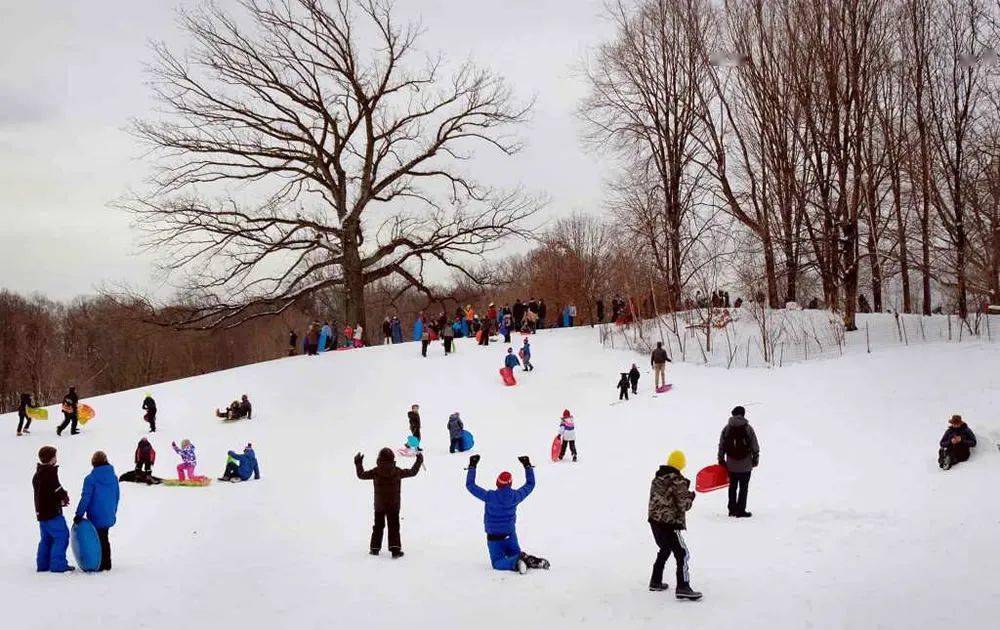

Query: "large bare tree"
left=123, top=0, right=540, bottom=333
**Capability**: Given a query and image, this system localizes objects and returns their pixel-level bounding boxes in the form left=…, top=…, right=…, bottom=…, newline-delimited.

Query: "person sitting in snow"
left=216, top=395, right=252, bottom=421
left=448, top=412, right=465, bottom=454
left=465, top=454, right=549, bottom=573
left=220, top=444, right=260, bottom=482
left=628, top=364, right=641, bottom=395
left=354, top=448, right=423, bottom=558
left=557, top=410, right=577, bottom=462
left=647, top=450, right=702, bottom=600
left=938, top=414, right=976, bottom=470
left=504, top=348, right=521, bottom=371
left=617, top=373, right=631, bottom=401
left=119, top=438, right=162, bottom=485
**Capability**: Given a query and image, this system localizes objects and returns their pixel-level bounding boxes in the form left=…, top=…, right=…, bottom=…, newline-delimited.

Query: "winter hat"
left=667, top=450, right=686, bottom=471
left=732, top=406, right=746, bottom=417
left=38, top=446, right=57, bottom=464
left=562, top=409, right=573, bottom=419
left=496, top=471, right=513, bottom=488
left=949, top=414, right=963, bottom=425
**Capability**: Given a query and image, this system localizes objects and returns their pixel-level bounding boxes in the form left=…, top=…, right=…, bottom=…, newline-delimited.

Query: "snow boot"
left=649, top=581, right=669, bottom=592
left=735, top=511, right=753, bottom=518
left=522, top=553, right=550, bottom=570
left=675, top=584, right=702, bottom=601
left=370, top=549, right=380, bottom=556
left=391, top=550, right=404, bottom=559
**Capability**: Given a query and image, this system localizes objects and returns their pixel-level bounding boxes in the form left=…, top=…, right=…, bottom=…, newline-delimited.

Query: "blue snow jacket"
left=504, top=353, right=520, bottom=369
left=75, top=464, right=120, bottom=529
left=228, top=449, right=260, bottom=481
left=521, top=342, right=531, bottom=360
left=466, top=466, right=535, bottom=535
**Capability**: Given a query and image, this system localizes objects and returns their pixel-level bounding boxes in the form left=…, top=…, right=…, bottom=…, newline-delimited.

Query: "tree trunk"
left=762, top=235, right=780, bottom=308
left=867, top=231, right=883, bottom=313
left=892, top=175, right=912, bottom=312
left=921, top=210, right=932, bottom=315
left=342, top=222, right=367, bottom=342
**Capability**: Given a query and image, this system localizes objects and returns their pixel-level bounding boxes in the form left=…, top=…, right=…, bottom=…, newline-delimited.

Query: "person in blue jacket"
left=465, top=455, right=549, bottom=573
left=504, top=348, right=520, bottom=371
left=520, top=338, right=533, bottom=371
left=73, top=451, right=120, bottom=571
left=220, top=444, right=261, bottom=482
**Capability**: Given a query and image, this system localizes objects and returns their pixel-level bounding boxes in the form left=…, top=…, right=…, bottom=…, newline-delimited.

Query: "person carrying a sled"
left=650, top=343, right=671, bottom=390
left=74, top=451, right=120, bottom=572
left=57, top=386, right=80, bottom=436
left=504, top=348, right=521, bottom=371
left=629, top=364, right=641, bottom=395
left=617, top=373, right=631, bottom=401
left=938, top=414, right=976, bottom=470
left=718, top=406, right=760, bottom=518
left=220, top=444, right=260, bottom=482
left=17, top=392, right=33, bottom=436
left=465, top=454, right=548, bottom=573
left=142, top=393, right=157, bottom=432
left=647, top=450, right=702, bottom=600
left=557, top=410, right=577, bottom=462
left=354, top=448, right=423, bottom=558
left=448, top=412, right=465, bottom=454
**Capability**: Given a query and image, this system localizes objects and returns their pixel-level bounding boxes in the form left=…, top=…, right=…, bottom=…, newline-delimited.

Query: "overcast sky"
left=0, top=0, right=613, bottom=301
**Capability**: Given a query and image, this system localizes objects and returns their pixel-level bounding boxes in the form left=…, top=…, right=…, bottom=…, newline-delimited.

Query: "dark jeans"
left=450, top=436, right=462, bottom=453
left=371, top=509, right=401, bottom=552
left=421, top=340, right=429, bottom=357
left=504, top=331, right=511, bottom=343
left=728, top=471, right=751, bottom=515
left=619, top=388, right=629, bottom=400
left=144, top=412, right=156, bottom=432
left=18, top=411, right=31, bottom=433
left=630, top=380, right=639, bottom=394
left=559, top=440, right=577, bottom=460
left=96, top=527, right=112, bottom=571
left=443, top=337, right=453, bottom=354
left=223, top=462, right=240, bottom=479
left=649, top=522, right=689, bottom=587
left=57, top=412, right=78, bottom=434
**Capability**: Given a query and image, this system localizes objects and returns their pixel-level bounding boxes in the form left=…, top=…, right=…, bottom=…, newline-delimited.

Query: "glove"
left=73, top=515, right=82, bottom=525
left=354, top=453, right=363, bottom=464
left=518, top=455, right=532, bottom=468
left=468, top=455, right=480, bottom=468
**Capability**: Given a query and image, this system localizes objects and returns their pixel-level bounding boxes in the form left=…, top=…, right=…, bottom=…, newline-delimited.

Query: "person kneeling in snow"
left=119, top=438, right=162, bottom=485
left=938, top=414, right=976, bottom=470
left=354, top=448, right=423, bottom=558
left=465, top=455, right=549, bottom=573
left=648, top=450, right=702, bottom=600
left=220, top=444, right=260, bottom=482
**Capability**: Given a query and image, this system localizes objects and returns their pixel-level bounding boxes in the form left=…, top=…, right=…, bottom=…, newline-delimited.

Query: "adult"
left=382, top=316, right=393, bottom=345
left=538, top=299, right=547, bottom=329
left=221, top=444, right=261, bottom=482
left=938, top=414, right=977, bottom=470
left=648, top=450, right=702, bottom=599
left=442, top=320, right=455, bottom=355
left=596, top=298, right=605, bottom=323
left=718, top=406, right=760, bottom=518
left=33, top=445, right=72, bottom=572
left=650, top=342, right=671, bottom=390
left=465, top=455, right=547, bottom=573
left=56, top=386, right=80, bottom=436
left=141, top=393, right=157, bottom=433
left=74, top=451, right=120, bottom=572
left=354, top=449, right=423, bottom=558
left=513, top=299, right=525, bottom=331
left=17, top=392, right=33, bottom=436
left=288, top=330, right=298, bottom=356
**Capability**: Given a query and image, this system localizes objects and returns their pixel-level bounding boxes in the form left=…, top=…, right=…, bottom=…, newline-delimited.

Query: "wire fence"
left=599, top=307, right=997, bottom=369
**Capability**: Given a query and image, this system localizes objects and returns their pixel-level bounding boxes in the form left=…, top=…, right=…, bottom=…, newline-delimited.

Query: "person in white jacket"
left=557, top=409, right=577, bottom=462
left=353, top=324, right=364, bottom=348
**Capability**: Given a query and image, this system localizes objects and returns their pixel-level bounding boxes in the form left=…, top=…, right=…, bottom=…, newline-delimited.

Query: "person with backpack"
left=718, top=406, right=760, bottom=518
left=647, top=450, right=702, bottom=600
left=650, top=343, right=671, bottom=390
left=17, top=392, right=33, bottom=436
left=938, top=414, right=977, bottom=470
left=354, top=448, right=423, bottom=558
left=142, top=393, right=157, bottom=433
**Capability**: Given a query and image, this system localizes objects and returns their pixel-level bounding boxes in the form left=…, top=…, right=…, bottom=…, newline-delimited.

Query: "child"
left=73, top=451, right=119, bottom=572
left=629, top=364, right=640, bottom=395
left=407, top=404, right=422, bottom=446
left=399, top=435, right=421, bottom=457
left=220, top=444, right=260, bottom=482
left=448, top=412, right=465, bottom=453
left=938, top=414, right=977, bottom=469
left=354, top=448, right=424, bottom=558
left=647, top=450, right=702, bottom=600
left=618, top=373, right=630, bottom=400
left=172, top=439, right=198, bottom=481
left=18, top=392, right=33, bottom=436
left=521, top=338, right=534, bottom=371
left=141, top=393, right=157, bottom=432
left=504, top=348, right=521, bottom=371
left=33, top=445, right=72, bottom=572
left=558, top=410, right=577, bottom=462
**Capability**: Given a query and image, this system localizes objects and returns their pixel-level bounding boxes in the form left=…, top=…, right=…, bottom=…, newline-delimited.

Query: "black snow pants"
left=728, top=471, right=751, bottom=515
left=649, top=521, right=690, bottom=587
left=371, top=509, right=401, bottom=552
left=18, top=411, right=32, bottom=433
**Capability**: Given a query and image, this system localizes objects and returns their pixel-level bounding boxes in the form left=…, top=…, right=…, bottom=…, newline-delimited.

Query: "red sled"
left=695, top=464, right=729, bottom=493
left=500, top=367, right=517, bottom=386
left=655, top=384, right=673, bottom=394
left=551, top=435, right=563, bottom=462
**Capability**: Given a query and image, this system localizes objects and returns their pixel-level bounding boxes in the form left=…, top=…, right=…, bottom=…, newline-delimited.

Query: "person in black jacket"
left=354, top=448, right=423, bottom=558
left=33, top=445, right=73, bottom=572
left=617, top=373, right=631, bottom=401
left=596, top=299, right=605, bottom=323
left=56, top=387, right=79, bottom=436
left=407, top=405, right=422, bottom=447
left=628, top=364, right=640, bottom=394
left=142, top=394, right=157, bottom=432
left=18, top=393, right=33, bottom=436
left=513, top=299, right=525, bottom=331
left=938, top=415, right=977, bottom=470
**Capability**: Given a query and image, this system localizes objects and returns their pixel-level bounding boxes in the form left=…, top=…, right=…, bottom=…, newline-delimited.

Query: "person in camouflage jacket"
left=646, top=451, right=702, bottom=600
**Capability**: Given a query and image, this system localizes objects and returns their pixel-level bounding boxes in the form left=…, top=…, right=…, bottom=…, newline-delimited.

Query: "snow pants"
left=559, top=440, right=577, bottom=460
left=443, top=337, right=453, bottom=354
left=57, top=412, right=78, bottom=434
left=371, top=509, right=401, bottom=552
left=18, top=411, right=31, bottom=433
left=619, top=387, right=629, bottom=400
left=486, top=532, right=521, bottom=571
left=144, top=411, right=156, bottom=432
left=96, top=527, right=112, bottom=571
left=939, top=445, right=971, bottom=466
left=728, top=471, right=751, bottom=515
left=649, top=522, right=690, bottom=587
left=177, top=462, right=196, bottom=481
left=449, top=436, right=462, bottom=453
left=37, top=516, right=70, bottom=572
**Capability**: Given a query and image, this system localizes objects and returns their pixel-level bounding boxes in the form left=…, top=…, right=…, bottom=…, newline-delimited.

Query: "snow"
left=2, top=320, right=999, bottom=629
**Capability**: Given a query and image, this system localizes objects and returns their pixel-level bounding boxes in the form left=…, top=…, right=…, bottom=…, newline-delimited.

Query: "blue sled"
left=71, top=519, right=102, bottom=572
left=460, top=430, right=475, bottom=452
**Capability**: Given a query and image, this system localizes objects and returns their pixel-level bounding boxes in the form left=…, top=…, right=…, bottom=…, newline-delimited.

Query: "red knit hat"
left=562, top=409, right=572, bottom=419
left=496, top=471, right=513, bottom=487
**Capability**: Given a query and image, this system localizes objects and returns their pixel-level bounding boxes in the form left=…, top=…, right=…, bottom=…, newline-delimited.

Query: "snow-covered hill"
left=2, top=326, right=998, bottom=629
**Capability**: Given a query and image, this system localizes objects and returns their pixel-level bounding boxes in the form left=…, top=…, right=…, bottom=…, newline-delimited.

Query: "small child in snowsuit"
left=647, top=450, right=702, bottom=600
left=172, top=439, right=197, bottom=481
left=558, top=410, right=577, bottom=462
left=520, top=338, right=533, bottom=371
left=629, top=364, right=640, bottom=395
left=618, top=373, right=630, bottom=400
left=448, top=412, right=465, bottom=453
left=354, top=448, right=423, bottom=558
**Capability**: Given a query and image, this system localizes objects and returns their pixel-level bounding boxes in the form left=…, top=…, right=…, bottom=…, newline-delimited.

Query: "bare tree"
left=122, top=0, right=541, bottom=335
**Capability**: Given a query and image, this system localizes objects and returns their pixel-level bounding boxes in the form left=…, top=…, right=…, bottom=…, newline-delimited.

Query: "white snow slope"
left=2, top=324, right=999, bottom=630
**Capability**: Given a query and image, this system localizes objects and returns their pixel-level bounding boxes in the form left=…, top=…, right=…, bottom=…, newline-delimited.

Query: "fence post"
left=866, top=322, right=871, bottom=354
left=779, top=342, right=784, bottom=367
left=746, top=337, right=751, bottom=368
left=901, top=317, right=908, bottom=346
left=988, top=314, right=992, bottom=342
left=947, top=314, right=952, bottom=341
left=919, top=317, right=926, bottom=342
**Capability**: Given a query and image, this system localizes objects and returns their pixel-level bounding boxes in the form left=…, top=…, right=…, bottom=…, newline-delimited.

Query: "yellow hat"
left=667, top=450, right=686, bottom=471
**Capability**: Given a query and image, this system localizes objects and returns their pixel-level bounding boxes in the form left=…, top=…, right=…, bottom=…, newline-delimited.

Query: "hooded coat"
left=355, top=448, right=422, bottom=512
left=466, top=466, right=535, bottom=535
left=718, top=415, right=760, bottom=474
left=648, top=465, right=694, bottom=529
left=75, top=464, right=120, bottom=529
left=228, top=448, right=261, bottom=481
left=135, top=439, right=156, bottom=466
left=940, top=422, right=976, bottom=449
left=448, top=413, right=464, bottom=439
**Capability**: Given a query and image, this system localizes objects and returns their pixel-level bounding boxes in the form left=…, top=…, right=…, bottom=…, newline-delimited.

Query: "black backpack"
left=724, top=424, right=752, bottom=459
